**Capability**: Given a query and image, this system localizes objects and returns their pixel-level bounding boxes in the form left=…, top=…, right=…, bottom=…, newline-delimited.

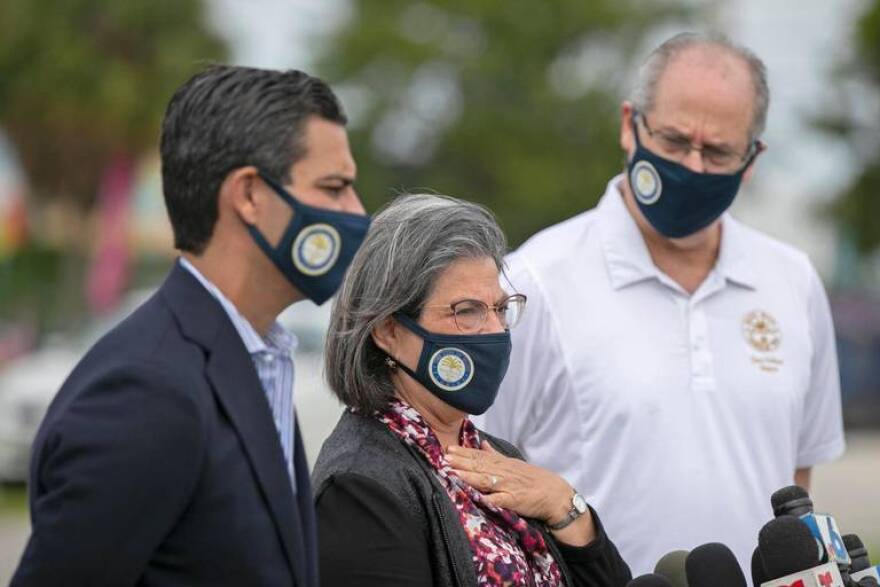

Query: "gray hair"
left=631, top=32, right=770, bottom=140
left=325, top=193, right=507, bottom=413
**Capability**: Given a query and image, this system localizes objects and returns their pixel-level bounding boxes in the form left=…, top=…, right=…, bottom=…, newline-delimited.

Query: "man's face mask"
left=247, top=172, right=371, bottom=305
left=626, top=111, right=760, bottom=239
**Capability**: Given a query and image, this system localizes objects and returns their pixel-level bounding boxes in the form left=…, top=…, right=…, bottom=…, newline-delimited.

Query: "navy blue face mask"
left=626, top=112, right=759, bottom=239
left=247, top=173, right=370, bottom=305
left=389, top=313, right=512, bottom=416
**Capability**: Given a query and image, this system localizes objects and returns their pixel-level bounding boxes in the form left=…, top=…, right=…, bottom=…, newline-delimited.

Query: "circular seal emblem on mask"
left=428, top=348, right=474, bottom=392
left=631, top=160, right=662, bottom=205
left=291, top=223, right=341, bottom=276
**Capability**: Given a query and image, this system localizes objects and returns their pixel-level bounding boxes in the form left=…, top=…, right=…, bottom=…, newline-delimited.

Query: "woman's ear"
left=371, top=316, right=398, bottom=356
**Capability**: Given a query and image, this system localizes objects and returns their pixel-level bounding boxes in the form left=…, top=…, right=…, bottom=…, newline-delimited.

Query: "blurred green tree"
left=318, top=0, right=692, bottom=246
left=822, top=0, right=880, bottom=255
left=0, top=0, right=226, bottom=332
left=0, top=0, right=227, bottom=208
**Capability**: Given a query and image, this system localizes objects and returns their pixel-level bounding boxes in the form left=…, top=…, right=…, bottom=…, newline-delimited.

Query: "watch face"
left=573, top=493, right=588, bottom=514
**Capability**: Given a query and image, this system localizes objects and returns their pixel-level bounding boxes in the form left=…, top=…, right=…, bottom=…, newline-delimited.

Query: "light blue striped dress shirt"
left=180, top=258, right=298, bottom=492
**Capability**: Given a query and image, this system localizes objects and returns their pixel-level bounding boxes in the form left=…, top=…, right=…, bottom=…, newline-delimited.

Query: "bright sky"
left=207, top=0, right=874, bottom=279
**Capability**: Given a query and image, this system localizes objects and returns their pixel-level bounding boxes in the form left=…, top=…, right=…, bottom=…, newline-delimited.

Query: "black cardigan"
left=312, top=410, right=631, bottom=586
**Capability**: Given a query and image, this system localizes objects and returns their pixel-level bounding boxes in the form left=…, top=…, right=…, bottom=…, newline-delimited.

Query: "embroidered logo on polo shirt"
left=631, top=161, right=662, bottom=205
left=742, top=310, right=783, bottom=372
left=291, top=223, right=341, bottom=276
left=429, top=348, right=474, bottom=392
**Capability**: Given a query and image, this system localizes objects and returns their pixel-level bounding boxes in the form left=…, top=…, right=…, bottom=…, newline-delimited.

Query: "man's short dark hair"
left=160, top=65, right=347, bottom=254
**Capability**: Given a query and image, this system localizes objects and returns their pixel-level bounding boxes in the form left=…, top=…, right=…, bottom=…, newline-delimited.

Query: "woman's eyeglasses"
left=422, top=294, right=527, bottom=334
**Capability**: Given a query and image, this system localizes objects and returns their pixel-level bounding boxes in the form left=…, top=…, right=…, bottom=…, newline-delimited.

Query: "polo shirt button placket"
left=689, top=302, right=715, bottom=390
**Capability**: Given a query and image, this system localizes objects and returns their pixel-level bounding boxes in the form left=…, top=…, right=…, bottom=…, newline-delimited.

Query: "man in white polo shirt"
left=476, top=33, right=845, bottom=576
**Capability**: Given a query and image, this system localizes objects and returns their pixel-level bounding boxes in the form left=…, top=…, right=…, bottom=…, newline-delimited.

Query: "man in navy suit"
left=12, top=65, right=369, bottom=586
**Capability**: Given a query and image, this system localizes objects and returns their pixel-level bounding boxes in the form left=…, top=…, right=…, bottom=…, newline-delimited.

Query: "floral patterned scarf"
left=377, top=398, right=564, bottom=586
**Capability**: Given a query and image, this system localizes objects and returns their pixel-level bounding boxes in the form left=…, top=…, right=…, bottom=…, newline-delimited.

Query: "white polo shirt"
left=476, top=174, right=845, bottom=577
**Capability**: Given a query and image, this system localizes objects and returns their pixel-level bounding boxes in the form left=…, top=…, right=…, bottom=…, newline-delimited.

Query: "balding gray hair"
left=631, top=32, right=770, bottom=140
left=324, top=193, right=507, bottom=414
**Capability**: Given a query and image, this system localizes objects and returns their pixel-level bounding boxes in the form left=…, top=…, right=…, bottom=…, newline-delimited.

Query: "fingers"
left=446, top=445, right=484, bottom=461
left=482, top=492, right=515, bottom=510
left=446, top=445, right=503, bottom=474
left=446, top=449, right=485, bottom=473
left=453, top=469, right=501, bottom=493
left=480, top=439, right=499, bottom=454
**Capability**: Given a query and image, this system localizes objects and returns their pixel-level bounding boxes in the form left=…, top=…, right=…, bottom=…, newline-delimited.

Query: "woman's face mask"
left=388, top=313, right=513, bottom=416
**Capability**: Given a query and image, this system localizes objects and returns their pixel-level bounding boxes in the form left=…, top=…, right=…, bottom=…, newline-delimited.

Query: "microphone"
left=844, top=535, right=871, bottom=573
left=771, top=486, right=851, bottom=568
left=759, top=516, right=822, bottom=579
left=627, top=574, right=673, bottom=587
left=844, top=534, right=880, bottom=585
left=654, top=550, right=689, bottom=587
left=757, top=515, right=845, bottom=587
left=685, top=542, right=747, bottom=587
left=753, top=547, right=770, bottom=586
left=852, top=568, right=880, bottom=584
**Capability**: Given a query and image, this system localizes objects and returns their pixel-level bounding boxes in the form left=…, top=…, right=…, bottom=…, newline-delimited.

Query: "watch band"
left=546, top=492, right=587, bottom=531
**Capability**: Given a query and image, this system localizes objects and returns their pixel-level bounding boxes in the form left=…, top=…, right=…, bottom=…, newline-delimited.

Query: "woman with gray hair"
left=312, top=194, right=631, bottom=586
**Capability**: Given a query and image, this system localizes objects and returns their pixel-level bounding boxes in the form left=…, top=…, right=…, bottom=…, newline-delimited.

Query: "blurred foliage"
left=825, top=0, right=880, bottom=254
left=0, top=244, right=62, bottom=328
left=0, top=484, right=27, bottom=514
left=0, top=0, right=227, bottom=207
left=319, top=0, right=692, bottom=246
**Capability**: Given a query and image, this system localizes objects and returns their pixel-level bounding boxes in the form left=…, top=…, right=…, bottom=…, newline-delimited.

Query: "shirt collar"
left=597, top=173, right=757, bottom=291
left=714, top=215, right=758, bottom=290
left=597, top=175, right=661, bottom=290
left=178, top=257, right=297, bottom=355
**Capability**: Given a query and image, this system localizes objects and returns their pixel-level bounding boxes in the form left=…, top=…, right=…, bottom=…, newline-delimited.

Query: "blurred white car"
left=0, top=290, right=153, bottom=483
left=0, top=291, right=339, bottom=482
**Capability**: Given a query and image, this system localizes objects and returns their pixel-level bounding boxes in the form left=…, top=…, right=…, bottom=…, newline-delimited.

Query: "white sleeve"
left=796, top=264, right=846, bottom=468
left=475, top=254, right=583, bottom=487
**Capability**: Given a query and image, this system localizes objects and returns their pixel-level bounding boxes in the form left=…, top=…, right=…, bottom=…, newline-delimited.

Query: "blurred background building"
left=0, top=0, right=878, bottom=580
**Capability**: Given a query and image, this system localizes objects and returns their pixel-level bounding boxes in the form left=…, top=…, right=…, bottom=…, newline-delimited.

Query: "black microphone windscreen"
left=857, top=578, right=880, bottom=587
left=654, top=550, right=689, bottom=587
left=770, top=485, right=813, bottom=517
left=751, top=547, right=769, bottom=587
left=844, top=534, right=871, bottom=573
left=627, top=574, right=673, bottom=587
left=758, top=514, right=821, bottom=578
left=686, top=542, right=747, bottom=587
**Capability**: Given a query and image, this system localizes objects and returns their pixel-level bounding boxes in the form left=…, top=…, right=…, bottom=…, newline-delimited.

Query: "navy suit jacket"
left=12, top=264, right=318, bottom=586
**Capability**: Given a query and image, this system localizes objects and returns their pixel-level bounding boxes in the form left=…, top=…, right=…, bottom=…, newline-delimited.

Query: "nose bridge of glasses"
left=677, top=143, right=707, bottom=172
left=642, top=115, right=742, bottom=172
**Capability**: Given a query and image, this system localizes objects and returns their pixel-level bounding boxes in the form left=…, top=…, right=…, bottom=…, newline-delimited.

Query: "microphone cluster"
left=624, top=485, right=878, bottom=587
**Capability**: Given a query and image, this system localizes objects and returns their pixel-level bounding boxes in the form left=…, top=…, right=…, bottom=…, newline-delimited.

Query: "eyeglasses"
left=422, top=293, right=527, bottom=334
left=637, top=111, right=763, bottom=173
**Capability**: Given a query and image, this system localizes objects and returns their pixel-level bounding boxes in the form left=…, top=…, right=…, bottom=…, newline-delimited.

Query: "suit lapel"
left=206, top=342, right=308, bottom=587
left=292, top=420, right=317, bottom=586
left=160, top=264, right=308, bottom=586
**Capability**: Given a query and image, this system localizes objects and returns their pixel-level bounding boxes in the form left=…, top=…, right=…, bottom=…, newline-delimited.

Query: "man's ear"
left=371, top=316, right=399, bottom=356
left=742, top=141, right=766, bottom=184
left=220, top=166, right=260, bottom=225
left=620, top=101, right=636, bottom=155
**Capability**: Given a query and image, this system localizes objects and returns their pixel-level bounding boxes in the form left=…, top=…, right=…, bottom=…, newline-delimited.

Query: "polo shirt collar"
left=597, top=175, right=662, bottom=290
left=715, top=215, right=758, bottom=290
left=597, top=174, right=757, bottom=291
